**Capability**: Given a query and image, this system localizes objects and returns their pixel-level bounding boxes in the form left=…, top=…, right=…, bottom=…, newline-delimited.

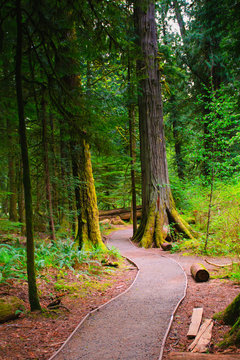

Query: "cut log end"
left=161, top=242, right=172, bottom=251
left=191, top=264, right=209, bottom=282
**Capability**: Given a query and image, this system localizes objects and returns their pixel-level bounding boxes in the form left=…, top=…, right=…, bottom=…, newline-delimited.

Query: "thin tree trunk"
left=171, top=96, right=185, bottom=179
left=16, top=0, right=41, bottom=311
left=70, top=139, right=83, bottom=247
left=41, top=90, right=56, bottom=241
left=7, top=118, right=18, bottom=221
left=17, top=160, right=24, bottom=224
left=133, top=0, right=195, bottom=247
left=49, top=113, right=58, bottom=222
left=172, top=0, right=186, bottom=38
left=205, top=165, right=214, bottom=252
left=128, top=59, right=137, bottom=235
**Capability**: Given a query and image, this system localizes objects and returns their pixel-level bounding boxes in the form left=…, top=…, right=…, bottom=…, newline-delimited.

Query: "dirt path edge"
left=159, top=255, right=188, bottom=359
left=48, top=247, right=140, bottom=360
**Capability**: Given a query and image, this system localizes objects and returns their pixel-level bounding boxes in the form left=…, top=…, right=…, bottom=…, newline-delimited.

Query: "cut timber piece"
left=191, top=263, right=209, bottom=282
left=188, top=319, right=213, bottom=352
left=187, top=308, right=203, bottom=339
left=168, top=352, right=240, bottom=359
left=161, top=242, right=172, bottom=251
left=192, top=320, right=213, bottom=352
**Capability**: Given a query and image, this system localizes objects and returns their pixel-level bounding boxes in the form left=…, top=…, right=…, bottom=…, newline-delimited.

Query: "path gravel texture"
left=50, top=229, right=187, bottom=360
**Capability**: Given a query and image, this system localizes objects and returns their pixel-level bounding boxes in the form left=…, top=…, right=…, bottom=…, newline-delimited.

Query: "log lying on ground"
left=99, top=206, right=142, bottom=221
left=168, top=352, right=240, bottom=359
left=187, top=308, right=203, bottom=339
left=0, top=296, right=25, bottom=323
left=188, top=319, right=213, bottom=352
left=191, top=263, right=209, bottom=282
left=161, top=242, right=172, bottom=251
left=205, top=259, right=239, bottom=267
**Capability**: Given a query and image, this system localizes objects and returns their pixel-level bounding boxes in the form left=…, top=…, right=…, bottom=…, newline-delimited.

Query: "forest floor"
left=0, top=225, right=240, bottom=359
left=0, top=227, right=137, bottom=360
left=161, top=252, right=240, bottom=359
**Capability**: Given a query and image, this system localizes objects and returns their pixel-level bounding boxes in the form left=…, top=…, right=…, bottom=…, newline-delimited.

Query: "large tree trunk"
left=133, top=0, right=195, bottom=248
left=16, top=0, right=41, bottom=311
left=214, top=293, right=240, bottom=347
left=71, top=138, right=106, bottom=251
left=59, top=25, right=106, bottom=252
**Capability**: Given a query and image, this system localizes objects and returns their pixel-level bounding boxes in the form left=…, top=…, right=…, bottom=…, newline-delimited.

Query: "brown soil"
left=1, top=235, right=239, bottom=359
left=162, top=252, right=240, bottom=359
left=0, top=258, right=137, bottom=360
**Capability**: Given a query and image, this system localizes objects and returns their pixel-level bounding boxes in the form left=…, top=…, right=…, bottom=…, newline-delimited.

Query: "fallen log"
left=191, top=264, right=209, bottom=282
left=168, top=352, right=240, bottom=359
left=205, top=259, right=239, bottom=268
left=161, top=242, right=172, bottom=251
left=99, top=206, right=142, bottom=221
left=0, top=296, right=25, bottom=323
left=187, top=308, right=203, bottom=339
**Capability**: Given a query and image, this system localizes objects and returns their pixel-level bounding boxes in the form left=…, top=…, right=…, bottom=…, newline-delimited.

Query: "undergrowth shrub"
left=171, top=177, right=240, bottom=256
left=0, top=239, right=122, bottom=283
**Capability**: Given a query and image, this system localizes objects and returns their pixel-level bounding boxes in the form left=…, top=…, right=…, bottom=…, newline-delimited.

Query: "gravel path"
left=50, top=229, right=187, bottom=360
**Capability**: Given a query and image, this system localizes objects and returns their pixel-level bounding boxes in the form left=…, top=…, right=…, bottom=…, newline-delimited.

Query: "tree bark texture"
left=128, top=58, right=137, bottom=235
left=214, top=293, right=240, bottom=347
left=71, top=139, right=105, bottom=251
left=59, top=25, right=106, bottom=251
left=7, top=118, right=18, bottom=222
left=16, top=0, right=41, bottom=311
left=134, top=0, right=195, bottom=247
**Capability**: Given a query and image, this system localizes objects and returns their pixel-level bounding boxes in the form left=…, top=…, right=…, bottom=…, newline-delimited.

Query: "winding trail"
left=50, top=228, right=187, bottom=360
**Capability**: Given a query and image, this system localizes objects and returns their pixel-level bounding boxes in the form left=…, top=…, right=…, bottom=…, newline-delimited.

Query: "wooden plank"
left=192, top=320, right=213, bottom=352
left=188, top=319, right=212, bottom=352
left=187, top=308, right=203, bottom=339
left=168, top=352, right=240, bottom=359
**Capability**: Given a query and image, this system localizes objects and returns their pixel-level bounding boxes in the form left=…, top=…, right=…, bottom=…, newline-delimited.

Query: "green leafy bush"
left=0, top=239, right=122, bottom=283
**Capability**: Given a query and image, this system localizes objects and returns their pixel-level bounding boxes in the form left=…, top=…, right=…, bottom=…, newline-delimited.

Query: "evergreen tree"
left=133, top=0, right=195, bottom=247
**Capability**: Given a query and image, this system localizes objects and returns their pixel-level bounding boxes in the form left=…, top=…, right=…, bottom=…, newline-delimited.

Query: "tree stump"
left=190, top=263, right=209, bottom=282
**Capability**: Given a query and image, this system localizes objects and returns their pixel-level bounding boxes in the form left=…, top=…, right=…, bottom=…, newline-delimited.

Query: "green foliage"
left=194, top=84, right=240, bottom=181
left=170, top=178, right=240, bottom=256
left=0, top=219, right=23, bottom=234
left=93, top=154, right=141, bottom=210
left=0, top=238, right=122, bottom=283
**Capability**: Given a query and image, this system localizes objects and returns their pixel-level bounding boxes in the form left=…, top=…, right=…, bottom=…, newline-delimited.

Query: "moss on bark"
left=77, top=140, right=106, bottom=252
left=214, top=293, right=240, bottom=348
left=134, top=197, right=196, bottom=249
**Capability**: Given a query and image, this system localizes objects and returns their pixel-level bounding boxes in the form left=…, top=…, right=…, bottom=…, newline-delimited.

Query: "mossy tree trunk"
left=214, top=293, right=240, bottom=347
left=16, top=0, right=41, bottom=311
left=59, top=24, right=106, bottom=252
left=71, top=138, right=106, bottom=251
left=133, top=0, right=195, bottom=248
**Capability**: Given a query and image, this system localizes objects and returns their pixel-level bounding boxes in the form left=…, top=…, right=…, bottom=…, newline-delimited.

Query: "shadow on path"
left=50, top=228, right=187, bottom=360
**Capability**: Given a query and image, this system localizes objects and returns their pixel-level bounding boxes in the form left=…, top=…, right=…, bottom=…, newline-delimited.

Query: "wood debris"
left=187, top=308, right=203, bottom=339
left=188, top=319, right=213, bottom=353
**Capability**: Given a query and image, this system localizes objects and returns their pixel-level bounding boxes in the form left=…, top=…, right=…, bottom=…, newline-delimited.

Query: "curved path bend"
left=50, top=228, right=187, bottom=360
